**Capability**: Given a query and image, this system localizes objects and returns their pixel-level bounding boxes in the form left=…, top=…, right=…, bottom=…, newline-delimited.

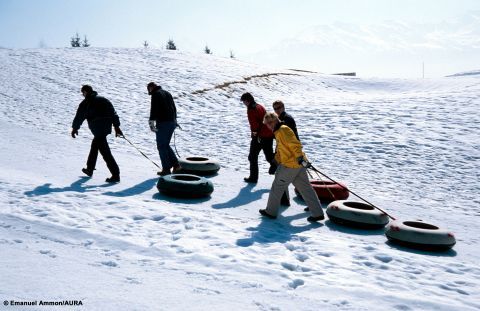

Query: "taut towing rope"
left=307, top=163, right=396, bottom=220
left=120, top=134, right=162, bottom=170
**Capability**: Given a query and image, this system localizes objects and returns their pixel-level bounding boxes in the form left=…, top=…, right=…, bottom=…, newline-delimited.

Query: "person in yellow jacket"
left=259, top=112, right=325, bottom=222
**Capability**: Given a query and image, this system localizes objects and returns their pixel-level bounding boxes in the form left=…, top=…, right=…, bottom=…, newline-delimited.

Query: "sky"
left=1, top=0, right=479, bottom=77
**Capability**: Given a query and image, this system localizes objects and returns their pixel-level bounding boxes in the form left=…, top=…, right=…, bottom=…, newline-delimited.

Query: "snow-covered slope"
left=0, top=48, right=479, bottom=310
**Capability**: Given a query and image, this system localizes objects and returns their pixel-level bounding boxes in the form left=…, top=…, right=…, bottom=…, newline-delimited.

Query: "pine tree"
left=166, top=39, right=177, bottom=50
left=230, top=50, right=235, bottom=59
left=143, top=40, right=149, bottom=48
left=204, top=45, right=212, bottom=54
left=82, top=35, right=90, bottom=47
left=70, top=33, right=81, bottom=47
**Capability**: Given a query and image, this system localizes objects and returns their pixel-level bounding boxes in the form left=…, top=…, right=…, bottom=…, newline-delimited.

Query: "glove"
left=149, top=120, right=157, bottom=132
left=297, top=156, right=311, bottom=168
left=268, top=160, right=278, bottom=175
left=251, top=131, right=258, bottom=138
left=114, top=127, right=124, bottom=137
left=71, top=128, right=78, bottom=138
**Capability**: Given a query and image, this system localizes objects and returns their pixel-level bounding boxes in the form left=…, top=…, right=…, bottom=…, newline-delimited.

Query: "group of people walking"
left=70, top=84, right=325, bottom=222
left=241, top=92, right=325, bottom=222
left=71, top=82, right=179, bottom=182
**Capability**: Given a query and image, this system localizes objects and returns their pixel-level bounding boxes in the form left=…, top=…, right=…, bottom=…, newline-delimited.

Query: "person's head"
left=272, top=100, right=285, bottom=114
left=263, top=112, right=279, bottom=131
left=240, top=92, right=255, bottom=107
left=81, top=84, right=93, bottom=97
left=147, top=82, right=159, bottom=95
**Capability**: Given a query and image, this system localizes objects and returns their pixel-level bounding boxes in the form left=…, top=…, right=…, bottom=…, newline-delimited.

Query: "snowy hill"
left=0, top=48, right=479, bottom=310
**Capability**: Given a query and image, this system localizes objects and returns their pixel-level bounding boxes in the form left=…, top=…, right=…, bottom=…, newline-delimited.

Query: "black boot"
left=259, top=209, right=277, bottom=219
left=244, top=177, right=258, bottom=183
left=307, top=215, right=325, bottom=222
left=82, top=168, right=93, bottom=177
left=105, top=175, right=120, bottom=183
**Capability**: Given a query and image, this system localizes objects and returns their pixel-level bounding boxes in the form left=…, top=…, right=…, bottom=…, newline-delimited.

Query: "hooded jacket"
left=273, top=123, right=306, bottom=169
left=72, top=91, right=120, bottom=137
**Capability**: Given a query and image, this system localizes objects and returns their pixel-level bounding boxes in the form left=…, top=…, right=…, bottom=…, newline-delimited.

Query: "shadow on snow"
left=24, top=176, right=114, bottom=196
left=212, top=183, right=269, bottom=209
left=236, top=210, right=322, bottom=247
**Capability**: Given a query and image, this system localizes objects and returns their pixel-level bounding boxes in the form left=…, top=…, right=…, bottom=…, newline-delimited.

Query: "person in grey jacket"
left=71, top=85, right=123, bottom=183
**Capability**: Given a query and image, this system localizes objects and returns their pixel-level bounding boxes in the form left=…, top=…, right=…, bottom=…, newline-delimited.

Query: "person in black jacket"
left=272, top=100, right=299, bottom=140
left=147, top=82, right=180, bottom=176
left=71, top=85, right=123, bottom=183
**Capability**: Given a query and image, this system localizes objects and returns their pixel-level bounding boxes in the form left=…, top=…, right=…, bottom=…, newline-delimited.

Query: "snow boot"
left=259, top=209, right=276, bottom=219
left=244, top=177, right=258, bottom=183
left=307, top=215, right=325, bottom=222
left=105, top=175, right=120, bottom=183
left=157, top=169, right=171, bottom=176
left=82, top=168, right=93, bottom=177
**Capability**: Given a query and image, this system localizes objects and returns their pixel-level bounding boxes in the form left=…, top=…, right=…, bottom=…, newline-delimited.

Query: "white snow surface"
left=0, top=48, right=479, bottom=310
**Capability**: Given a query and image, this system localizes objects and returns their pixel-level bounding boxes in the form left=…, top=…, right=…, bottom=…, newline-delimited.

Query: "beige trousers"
left=265, top=165, right=324, bottom=217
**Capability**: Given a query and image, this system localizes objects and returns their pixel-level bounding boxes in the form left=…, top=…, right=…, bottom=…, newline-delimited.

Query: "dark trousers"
left=155, top=121, right=178, bottom=171
left=248, top=137, right=274, bottom=180
left=86, top=136, right=120, bottom=176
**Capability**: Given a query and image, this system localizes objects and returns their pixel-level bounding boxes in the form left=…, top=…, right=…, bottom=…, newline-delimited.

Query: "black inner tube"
left=186, top=157, right=209, bottom=161
left=172, top=175, right=201, bottom=181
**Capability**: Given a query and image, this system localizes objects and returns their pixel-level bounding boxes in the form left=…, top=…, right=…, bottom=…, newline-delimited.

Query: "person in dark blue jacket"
left=147, top=82, right=180, bottom=176
left=71, top=85, right=123, bottom=183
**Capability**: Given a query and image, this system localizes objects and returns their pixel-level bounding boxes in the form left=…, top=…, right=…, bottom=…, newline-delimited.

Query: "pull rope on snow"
left=308, top=167, right=338, bottom=201
left=307, top=164, right=396, bottom=220
left=120, top=135, right=162, bottom=170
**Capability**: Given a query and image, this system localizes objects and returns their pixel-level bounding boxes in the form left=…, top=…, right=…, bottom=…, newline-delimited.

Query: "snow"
left=0, top=48, right=479, bottom=310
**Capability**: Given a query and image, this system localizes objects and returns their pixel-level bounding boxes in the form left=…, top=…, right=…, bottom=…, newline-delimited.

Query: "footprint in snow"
left=101, top=261, right=118, bottom=267
left=288, top=279, right=305, bottom=289
left=132, top=215, right=147, bottom=221
left=151, top=215, right=165, bottom=221
left=39, top=250, right=56, bottom=258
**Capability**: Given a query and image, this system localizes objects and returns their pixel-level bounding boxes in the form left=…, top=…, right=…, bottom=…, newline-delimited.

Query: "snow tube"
left=157, top=174, right=214, bottom=198
left=326, top=200, right=390, bottom=229
left=295, top=180, right=349, bottom=201
left=385, top=220, right=456, bottom=251
left=178, top=156, right=220, bottom=176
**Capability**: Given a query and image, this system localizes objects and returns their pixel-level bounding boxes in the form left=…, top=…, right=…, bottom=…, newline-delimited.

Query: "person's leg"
left=292, top=168, right=323, bottom=218
left=264, top=166, right=297, bottom=217
left=97, top=136, right=120, bottom=177
left=261, top=137, right=275, bottom=164
left=164, top=122, right=178, bottom=169
left=247, top=138, right=262, bottom=181
left=155, top=122, right=176, bottom=172
left=86, top=138, right=99, bottom=172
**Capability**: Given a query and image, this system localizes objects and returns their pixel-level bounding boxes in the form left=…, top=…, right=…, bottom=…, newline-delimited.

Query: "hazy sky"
left=1, top=0, right=479, bottom=77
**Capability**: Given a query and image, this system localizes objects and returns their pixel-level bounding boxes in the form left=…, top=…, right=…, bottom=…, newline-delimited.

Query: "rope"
left=121, top=135, right=162, bottom=170
left=307, top=165, right=337, bottom=201
left=173, top=129, right=181, bottom=158
left=308, top=164, right=396, bottom=220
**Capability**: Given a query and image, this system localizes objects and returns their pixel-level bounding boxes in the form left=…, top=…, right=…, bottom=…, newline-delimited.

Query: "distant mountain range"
left=246, top=13, right=480, bottom=78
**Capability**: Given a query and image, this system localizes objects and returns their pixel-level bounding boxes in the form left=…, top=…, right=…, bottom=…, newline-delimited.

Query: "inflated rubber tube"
left=295, top=180, right=349, bottom=201
left=385, top=220, right=456, bottom=251
left=157, top=174, right=214, bottom=198
left=178, top=156, right=220, bottom=176
left=326, top=200, right=390, bottom=229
